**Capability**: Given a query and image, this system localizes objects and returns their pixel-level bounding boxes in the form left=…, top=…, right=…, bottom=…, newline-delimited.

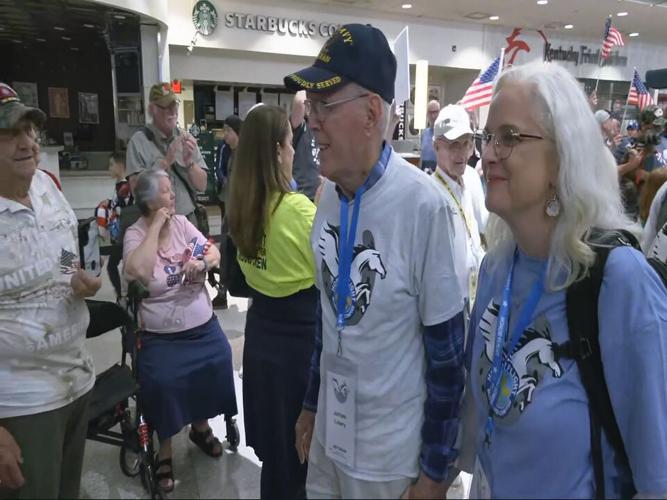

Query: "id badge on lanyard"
left=324, top=185, right=365, bottom=467
left=324, top=352, right=358, bottom=467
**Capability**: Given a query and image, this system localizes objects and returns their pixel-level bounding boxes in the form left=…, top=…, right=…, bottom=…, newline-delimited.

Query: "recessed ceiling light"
left=489, top=15, right=500, bottom=20
left=113, top=14, right=126, bottom=19
left=71, top=47, right=80, bottom=51
left=401, top=3, right=412, bottom=8
left=61, top=36, right=71, bottom=41
left=617, top=11, right=628, bottom=16
left=54, top=26, right=65, bottom=31
left=0, top=27, right=5, bottom=31
left=537, top=0, right=548, bottom=4
left=12, top=39, right=22, bottom=43
left=36, top=38, right=46, bottom=42
left=564, top=24, right=574, bottom=29
left=83, top=23, right=95, bottom=28
left=629, top=32, right=639, bottom=37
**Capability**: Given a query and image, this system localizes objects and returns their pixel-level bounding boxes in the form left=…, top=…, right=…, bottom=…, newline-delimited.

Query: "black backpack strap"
left=555, top=229, right=638, bottom=499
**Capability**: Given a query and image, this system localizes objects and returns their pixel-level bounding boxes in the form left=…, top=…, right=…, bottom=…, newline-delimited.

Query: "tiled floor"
left=81, top=262, right=470, bottom=499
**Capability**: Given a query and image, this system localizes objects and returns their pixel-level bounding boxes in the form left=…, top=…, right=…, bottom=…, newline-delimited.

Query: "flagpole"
left=594, top=60, right=603, bottom=93
left=621, top=70, right=634, bottom=126
left=498, top=47, right=505, bottom=72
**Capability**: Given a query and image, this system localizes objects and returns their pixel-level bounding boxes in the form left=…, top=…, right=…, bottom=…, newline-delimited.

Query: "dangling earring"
left=546, top=195, right=561, bottom=217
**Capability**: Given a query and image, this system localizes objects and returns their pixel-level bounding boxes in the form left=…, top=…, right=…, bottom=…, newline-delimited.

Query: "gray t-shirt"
left=292, top=121, right=320, bottom=200
left=311, top=150, right=463, bottom=480
left=126, top=124, right=207, bottom=216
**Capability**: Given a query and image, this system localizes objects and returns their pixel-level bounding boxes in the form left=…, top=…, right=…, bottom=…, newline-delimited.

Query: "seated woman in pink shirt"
left=123, top=169, right=237, bottom=493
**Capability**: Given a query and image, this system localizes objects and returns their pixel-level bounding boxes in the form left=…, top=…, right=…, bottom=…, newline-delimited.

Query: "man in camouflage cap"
left=126, top=82, right=209, bottom=223
left=0, top=82, right=101, bottom=497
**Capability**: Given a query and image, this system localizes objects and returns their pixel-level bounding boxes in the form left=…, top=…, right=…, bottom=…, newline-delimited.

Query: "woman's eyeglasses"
left=476, top=126, right=544, bottom=160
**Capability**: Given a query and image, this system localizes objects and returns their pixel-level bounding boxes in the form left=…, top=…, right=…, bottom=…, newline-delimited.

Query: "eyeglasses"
left=476, top=126, right=544, bottom=160
left=304, top=93, right=369, bottom=120
left=436, top=138, right=474, bottom=154
left=155, top=102, right=179, bottom=115
left=0, top=123, right=40, bottom=144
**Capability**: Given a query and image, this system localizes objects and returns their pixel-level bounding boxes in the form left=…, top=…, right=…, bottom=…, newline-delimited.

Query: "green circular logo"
left=192, top=0, right=218, bottom=36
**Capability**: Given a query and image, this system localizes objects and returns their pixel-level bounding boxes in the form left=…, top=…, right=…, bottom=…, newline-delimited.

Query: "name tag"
left=324, top=353, right=357, bottom=468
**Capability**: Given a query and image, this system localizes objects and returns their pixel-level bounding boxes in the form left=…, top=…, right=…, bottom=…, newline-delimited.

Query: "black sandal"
left=155, top=456, right=174, bottom=493
left=189, top=426, right=223, bottom=458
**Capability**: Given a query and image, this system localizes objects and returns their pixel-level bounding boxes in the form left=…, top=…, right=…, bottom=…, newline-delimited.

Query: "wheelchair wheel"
left=225, top=417, right=240, bottom=453
left=119, top=441, right=141, bottom=477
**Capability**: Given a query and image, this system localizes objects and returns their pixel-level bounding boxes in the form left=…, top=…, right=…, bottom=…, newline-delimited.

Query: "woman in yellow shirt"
left=228, top=104, right=317, bottom=499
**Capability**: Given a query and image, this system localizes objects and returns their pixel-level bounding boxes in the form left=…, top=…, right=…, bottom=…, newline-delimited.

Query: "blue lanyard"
left=336, top=185, right=366, bottom=355
left=485, top=249, right=546, bottom=444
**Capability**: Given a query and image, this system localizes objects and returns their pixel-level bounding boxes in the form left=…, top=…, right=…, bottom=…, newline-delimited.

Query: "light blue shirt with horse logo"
left=465, top=245, right=667, bottom=498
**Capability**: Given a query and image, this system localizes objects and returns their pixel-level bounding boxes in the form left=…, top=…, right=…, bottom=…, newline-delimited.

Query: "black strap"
left=292, top=121, right=305, bottom=149
left=558, top=229, right=638, bottom=499
left=141, top=127, right=198, bottom=207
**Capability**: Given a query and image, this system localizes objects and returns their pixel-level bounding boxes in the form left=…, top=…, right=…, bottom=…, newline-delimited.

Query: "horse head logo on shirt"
left=318, top=222, right=387, bottom=326
left=479, top=300, right=562, bottom=414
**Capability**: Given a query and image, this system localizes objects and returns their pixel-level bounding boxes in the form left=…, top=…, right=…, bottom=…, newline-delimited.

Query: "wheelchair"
left=84, top=281, right=240, bottom=499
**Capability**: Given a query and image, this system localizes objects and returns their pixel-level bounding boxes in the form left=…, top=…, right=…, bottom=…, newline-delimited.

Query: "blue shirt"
left=421, top=128, right=436, bottom=164
left=465, top=245, right=667, bottom=498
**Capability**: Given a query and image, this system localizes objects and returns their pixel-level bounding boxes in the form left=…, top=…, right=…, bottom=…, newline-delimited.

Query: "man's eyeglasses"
left=476, top=126, right=544, bottom=160
left=304, top=93, right=369, bottom=119
left=155, top=103, right=179, bottom=115
left=0, top=123, right=40, bottom=144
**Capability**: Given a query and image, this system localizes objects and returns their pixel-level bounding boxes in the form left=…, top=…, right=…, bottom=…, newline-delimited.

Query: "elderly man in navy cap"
left=285, top=24, right=465, bottom=499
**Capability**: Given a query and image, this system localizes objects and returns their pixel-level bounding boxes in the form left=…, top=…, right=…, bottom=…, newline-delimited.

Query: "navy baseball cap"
left=284, top=24, right=397, bottom=104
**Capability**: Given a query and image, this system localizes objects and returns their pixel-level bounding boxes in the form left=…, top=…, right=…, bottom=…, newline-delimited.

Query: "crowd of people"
left=1, top=20, right=667, bottom=500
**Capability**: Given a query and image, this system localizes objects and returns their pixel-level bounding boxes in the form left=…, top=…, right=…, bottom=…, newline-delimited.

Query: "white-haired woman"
left=123, top=169, right=237, bottom=493
left=454, top=62, right=667, bottom=498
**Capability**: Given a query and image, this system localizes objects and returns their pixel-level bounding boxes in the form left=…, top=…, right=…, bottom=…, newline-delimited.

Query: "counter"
left=39, top=145, right=64, bottom=180
left=60, top=170, right=115, bottom=219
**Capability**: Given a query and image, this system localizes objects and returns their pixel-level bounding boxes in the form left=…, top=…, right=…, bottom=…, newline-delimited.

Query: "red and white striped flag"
left=601, top=17, right=624, bottom=59
left=628, top=69, right=653, bottom=110
left=461, top=54, right=503, bottom=111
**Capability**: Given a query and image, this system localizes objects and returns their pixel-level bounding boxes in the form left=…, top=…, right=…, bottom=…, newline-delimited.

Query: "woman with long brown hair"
left=228, top=104, right=317, bottom=499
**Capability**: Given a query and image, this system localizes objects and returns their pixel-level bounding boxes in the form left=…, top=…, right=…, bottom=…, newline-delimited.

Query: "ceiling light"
left=113, top=14, right=126, bottom=20
left=564, top=24, right=574, bottom=29
left=537, top=0, right=548, bottom=4
left=71, top=47, right=80, bottom=51
left=489, top=15, right=500, bottom=20
left=61, top=36, right=72, bottom=40
left=401, top=3, right=412, bottom=8
left=12, top=39, right=22, bottom=43
left=54, top=26, right=65, bottom=31
left=0, top=27, right=5, bottom=31
left=83, top=23, right=95, bottom=28
left=36, top=38, right=46, bottom=42
left=617, top=11, right=628, bottom=16
left=629, top=32, right=639, bottom=37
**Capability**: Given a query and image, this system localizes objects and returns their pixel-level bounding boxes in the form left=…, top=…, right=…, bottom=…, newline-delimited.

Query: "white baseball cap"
left=433, top=104, right=473, bottom=140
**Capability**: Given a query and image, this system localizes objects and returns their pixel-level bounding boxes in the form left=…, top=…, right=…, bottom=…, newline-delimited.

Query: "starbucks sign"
left=192, top=0, right=218, bottom=36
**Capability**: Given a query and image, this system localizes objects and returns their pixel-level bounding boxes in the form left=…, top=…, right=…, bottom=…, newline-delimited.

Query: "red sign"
left=172, top=80, right=182, bottom=94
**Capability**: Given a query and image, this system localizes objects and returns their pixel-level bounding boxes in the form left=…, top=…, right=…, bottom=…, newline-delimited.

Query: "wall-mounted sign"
left=193, top=0, right=218, bottom=36
left=543, top=43, right=628, bottom=67
left=223, top=11, right=340, bottom=39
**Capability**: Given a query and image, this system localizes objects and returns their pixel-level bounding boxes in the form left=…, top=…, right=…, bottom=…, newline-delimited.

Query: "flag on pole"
left=628, top=69, right=653, bottom=110
left=461, top=54, right=502, bottom=111
left=601, top=17, right=624, bottom=59
left=393, top=26, right=410, bottom=105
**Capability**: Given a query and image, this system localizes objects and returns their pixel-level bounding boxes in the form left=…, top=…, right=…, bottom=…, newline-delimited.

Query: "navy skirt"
left=137, top=314, right=238, bottom=440
left=243, top=286, right=318, bottom=462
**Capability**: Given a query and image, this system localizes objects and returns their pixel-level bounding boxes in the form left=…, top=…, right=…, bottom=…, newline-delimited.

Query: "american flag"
left=461, top=56, right=502, bottom=111
left=601, top=17, right=624, bottom=59
left=60, top=249, right=79, bottom=274
left=628, top=69, right=653, bottom=110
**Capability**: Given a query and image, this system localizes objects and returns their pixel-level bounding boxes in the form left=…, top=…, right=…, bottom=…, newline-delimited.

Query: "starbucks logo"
left=192, top=0, right=218, bottom=36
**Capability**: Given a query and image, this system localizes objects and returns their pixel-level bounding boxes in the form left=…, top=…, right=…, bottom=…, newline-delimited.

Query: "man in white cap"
left=430, top=104, right=486, bottom=312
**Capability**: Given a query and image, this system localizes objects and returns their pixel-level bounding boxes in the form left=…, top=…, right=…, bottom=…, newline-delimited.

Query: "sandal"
left=189, top=426, right=223, bottom=458
left=155, top=456, right=174, bottom=493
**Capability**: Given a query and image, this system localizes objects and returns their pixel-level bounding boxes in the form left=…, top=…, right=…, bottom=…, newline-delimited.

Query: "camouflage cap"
left=149, top=82, right=178, bottom=107
left=639, top=105, right=666, bottom=128
left=0, top=83, right=46, bottom=129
